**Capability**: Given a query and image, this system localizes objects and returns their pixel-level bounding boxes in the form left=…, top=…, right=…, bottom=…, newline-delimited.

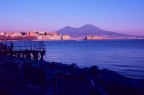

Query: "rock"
left=1, top=60, right=21, bottom=80
left=90, top=66, right=99, bottom=76
left=23, top=66, right=46, bottom=87
left=97, top=69, right=144, bottom=95
left=0, top=56, right=144, bottom=95
left=55, top=74, right=93, bottom=95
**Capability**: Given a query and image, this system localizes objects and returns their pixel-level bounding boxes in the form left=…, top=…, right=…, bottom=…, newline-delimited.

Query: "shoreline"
left=0, top=38, right=144, bottom=42
left=0, top=56, right=144, bottom=95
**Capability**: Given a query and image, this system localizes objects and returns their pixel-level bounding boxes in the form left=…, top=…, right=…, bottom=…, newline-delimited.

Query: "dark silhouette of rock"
left=23, top=66, right=46, bottom=86
left=56, top=74, right=93, bottom=95
left=0, top=56, right=144, bottom=95
left=97, top=69, right=144, bottom=95
left=1, top=60, right=21, bottom=80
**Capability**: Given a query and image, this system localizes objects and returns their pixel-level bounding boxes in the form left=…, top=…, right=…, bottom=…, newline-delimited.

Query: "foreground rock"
left=0, top=56, right=144, bottom=95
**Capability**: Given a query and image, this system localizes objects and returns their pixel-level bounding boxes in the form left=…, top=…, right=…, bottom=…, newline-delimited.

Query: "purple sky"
left=0, top=0, right=144, bottom=35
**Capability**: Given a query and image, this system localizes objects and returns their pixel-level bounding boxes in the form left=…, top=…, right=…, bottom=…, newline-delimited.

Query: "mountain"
left=57, top=24, right=128, bottom=38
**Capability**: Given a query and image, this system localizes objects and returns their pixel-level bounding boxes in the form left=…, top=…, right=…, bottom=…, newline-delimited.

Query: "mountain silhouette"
left=57, top=24, right=128, bottom=37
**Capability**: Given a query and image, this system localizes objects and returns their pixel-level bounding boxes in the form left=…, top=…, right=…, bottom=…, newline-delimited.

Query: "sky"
left=0, top=0, right=144, bottom=35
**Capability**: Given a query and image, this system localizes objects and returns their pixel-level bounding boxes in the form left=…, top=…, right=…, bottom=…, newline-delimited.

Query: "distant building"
left=50, top=35, right=62, bottom=40
left=11, top=32, right=22, bottom=37
left=0, top=32, right=5, bottom=36
left=46, top=32, right=59, bottom=35
left=0, top=31, right=72, bottom=40
left=27, top=31, right=38, bottom=36
left=37, top=34, right=62, bottom=40
left=84, top=36, right=105, bottom=40
left=61, top=35, right=71, bottom=40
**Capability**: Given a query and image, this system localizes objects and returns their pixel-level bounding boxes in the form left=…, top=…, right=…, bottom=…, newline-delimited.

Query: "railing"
left=0, top=45, right=46, bottom=51
left=12, top=45, right=46, bottom=51
left=0, top=41, right=46, bottom=51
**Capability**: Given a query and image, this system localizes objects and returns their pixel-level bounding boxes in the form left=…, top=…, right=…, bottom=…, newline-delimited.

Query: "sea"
left=13, top=40, right=144, bottom=79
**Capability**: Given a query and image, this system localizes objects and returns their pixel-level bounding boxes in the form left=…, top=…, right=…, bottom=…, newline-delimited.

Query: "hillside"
left=57, top=24, right=128, bottom=38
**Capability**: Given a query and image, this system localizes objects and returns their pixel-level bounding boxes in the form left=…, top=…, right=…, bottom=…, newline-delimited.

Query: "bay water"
left=13, top=40, right=144, bottom=79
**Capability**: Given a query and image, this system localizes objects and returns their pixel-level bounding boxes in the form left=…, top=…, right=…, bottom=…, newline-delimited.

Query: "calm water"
left=14, top=40, right=144, bottom=79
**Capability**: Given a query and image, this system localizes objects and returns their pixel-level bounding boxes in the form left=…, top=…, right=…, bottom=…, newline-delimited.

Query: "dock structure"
left=0, top=40, right=46, bottom=61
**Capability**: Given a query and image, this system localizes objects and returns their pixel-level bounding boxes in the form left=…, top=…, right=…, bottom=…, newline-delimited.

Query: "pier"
left=0, top=40, right=46, bottom=60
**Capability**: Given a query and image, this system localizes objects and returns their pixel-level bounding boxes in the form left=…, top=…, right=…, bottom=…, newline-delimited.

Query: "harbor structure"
left=0, top=40, right=46, bottom=61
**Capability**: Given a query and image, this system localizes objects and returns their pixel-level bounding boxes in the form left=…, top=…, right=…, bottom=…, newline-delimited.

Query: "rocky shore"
left=0, top=56, right=144, bottom=95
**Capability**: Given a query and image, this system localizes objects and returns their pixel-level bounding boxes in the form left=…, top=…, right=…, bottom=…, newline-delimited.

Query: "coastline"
left=0, top=56, right=144, bottom=95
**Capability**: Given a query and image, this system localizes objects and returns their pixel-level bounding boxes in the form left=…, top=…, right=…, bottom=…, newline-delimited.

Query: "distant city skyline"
left=0, top=0, right=144, bottom=36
